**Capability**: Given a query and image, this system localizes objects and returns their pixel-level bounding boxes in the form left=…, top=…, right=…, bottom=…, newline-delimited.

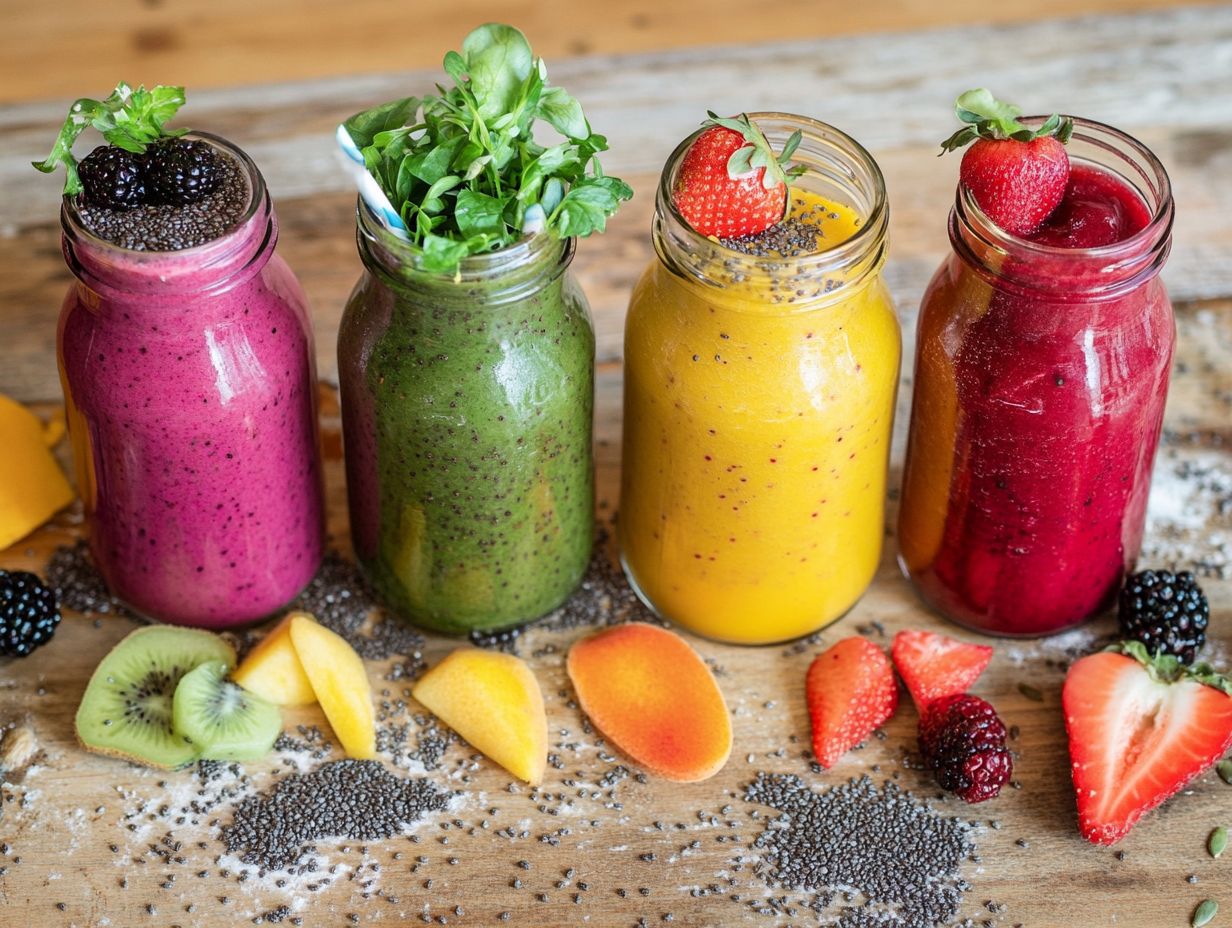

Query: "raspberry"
left=919, top=693, right=1012, bottom=803
left=144, top=139, right=221, bottom=205
left=78, top=145, right=145, bottom=210
left=1118, top=570, right=1208, bottom=665
left=0, top=570, right=61, bottom=657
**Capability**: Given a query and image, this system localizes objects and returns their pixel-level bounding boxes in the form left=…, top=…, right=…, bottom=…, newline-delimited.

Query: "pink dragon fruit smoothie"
left=57, top=133, right=324, bottom=627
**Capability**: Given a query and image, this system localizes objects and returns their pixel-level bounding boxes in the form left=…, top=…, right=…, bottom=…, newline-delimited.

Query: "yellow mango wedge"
left=232, top=613, right=318, bottom=707
left=288, top=613, right=376, bottom=759
left=412, top=648, right=547, bottom=785
left=0, top=395, right=74, bottom=550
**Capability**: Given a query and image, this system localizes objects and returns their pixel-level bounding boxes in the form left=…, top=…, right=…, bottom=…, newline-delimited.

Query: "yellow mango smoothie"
left=620, top=114, right=899, bottom=644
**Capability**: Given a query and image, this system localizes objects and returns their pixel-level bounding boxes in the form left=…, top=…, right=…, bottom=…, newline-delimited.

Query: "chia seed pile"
left=222, top=760, right=452, bottom=870
left=744, top=773, right=974, bottom=926
left=76, top=149, right=247, bottom=251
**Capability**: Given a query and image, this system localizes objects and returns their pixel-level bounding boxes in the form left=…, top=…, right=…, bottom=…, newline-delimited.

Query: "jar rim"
left=652, top=111, right=890, bottom=311
left=953, top=116, right=1173, bottom=260
left=60, top=130, right=264, bottom=258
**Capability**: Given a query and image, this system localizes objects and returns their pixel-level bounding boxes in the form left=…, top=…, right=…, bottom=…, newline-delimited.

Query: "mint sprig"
left=32, top=82, right=189, bottom=195
left=939, top=88, right=1074, bottom=155
left=344, top=23, right=632, bottom=274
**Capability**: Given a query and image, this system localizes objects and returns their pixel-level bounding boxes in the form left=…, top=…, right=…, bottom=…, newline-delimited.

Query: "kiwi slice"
left=172, top=661, right=282, bottom=761
left=75, top=626, right=236, bottom=769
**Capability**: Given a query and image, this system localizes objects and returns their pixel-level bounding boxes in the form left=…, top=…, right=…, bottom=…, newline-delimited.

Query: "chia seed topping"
left=76, top=148, right=247, bottom=252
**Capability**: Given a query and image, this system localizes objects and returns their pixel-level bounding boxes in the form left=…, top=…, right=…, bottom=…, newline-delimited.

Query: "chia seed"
left=744, top=773, right=975, bottom=926
left=47, top=541, right=129, bottom=616
left=77, top=149, right=247, bottom=252
left=221, top=759, right=451, bottom=870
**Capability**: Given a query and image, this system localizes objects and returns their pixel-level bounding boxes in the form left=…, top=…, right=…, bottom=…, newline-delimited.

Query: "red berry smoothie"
left=899, top=125, right=1174, bottom=636
left=57, top=135, right=325, bottom=627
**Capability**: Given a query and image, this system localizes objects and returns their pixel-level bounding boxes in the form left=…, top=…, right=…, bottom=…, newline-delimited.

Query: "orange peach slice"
left=288, top=613, right=376, bottom=759
left=232, top=613, right=318, bottom=707
left=412, top=649, right=547, bottom=785
left=566, top=622, right=732, bottom=782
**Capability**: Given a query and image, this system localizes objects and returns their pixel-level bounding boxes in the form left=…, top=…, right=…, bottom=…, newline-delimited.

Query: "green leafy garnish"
left=939, top=88, right=1074, bottom=155
left=344, top=23, right=632, bottom=274
left=32, top=82, right=189, bottom=195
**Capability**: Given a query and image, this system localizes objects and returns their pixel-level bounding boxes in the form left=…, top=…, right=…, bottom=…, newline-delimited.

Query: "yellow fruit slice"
left=288, top=613, right=375, bottom=759
left=412, top=648, right=547, bottom=785
left=0, top=395, right=74, bottom=551
left=232, top=613, right=318, bottom=707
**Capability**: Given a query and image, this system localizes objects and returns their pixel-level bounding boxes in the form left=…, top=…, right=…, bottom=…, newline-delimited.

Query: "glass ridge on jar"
left=58, top=132, right=326, bottom=628
left=619, top=113, right=901, bottom=645
left=338, top=202, right=595, bottom=635
left=897, top=117, right=1175, bottom=637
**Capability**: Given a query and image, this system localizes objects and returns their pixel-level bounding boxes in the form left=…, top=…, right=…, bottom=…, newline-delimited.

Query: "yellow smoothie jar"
left=619, top=113, right=899, bottom=644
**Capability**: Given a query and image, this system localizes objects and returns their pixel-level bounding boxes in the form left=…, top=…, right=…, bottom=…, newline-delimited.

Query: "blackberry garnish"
left=78, top=145, right=145, bottom=210
left=144, top=139, right=221, bottom=205
left=918, top=693, right=1012, bottom=803
left=0, top=570, right=62, bottom=658
left=1118, top=569, right=1209, bottom=665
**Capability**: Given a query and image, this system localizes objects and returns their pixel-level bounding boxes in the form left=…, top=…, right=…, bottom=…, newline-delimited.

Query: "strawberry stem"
left=938, top=88, right=1073, bottom=155
left=1108, top=641, right=1232, bottom=696
left=704, top=111, right=801, bottom=191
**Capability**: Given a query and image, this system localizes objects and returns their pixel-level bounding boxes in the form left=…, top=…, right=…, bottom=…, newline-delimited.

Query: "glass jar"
left=58, top=133, right=325, bottom=628
left=338, top=203, right=595, bottom=635
left=620, top=113, right=900, bottom=645
left=898, top=118, right=1174, bottom=636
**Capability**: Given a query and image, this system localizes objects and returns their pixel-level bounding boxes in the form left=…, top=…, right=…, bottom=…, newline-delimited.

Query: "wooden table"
left=2, top=7, right=1231, bottom=926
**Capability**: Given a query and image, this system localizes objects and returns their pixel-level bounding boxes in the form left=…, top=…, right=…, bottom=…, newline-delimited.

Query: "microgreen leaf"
left=33, top=82, right=189, bottom=195
left=341, top=23, right=630, bottom=273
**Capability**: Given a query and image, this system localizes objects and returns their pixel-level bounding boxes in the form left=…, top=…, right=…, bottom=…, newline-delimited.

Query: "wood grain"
left=3, top=6, right=1232, bottom=403
left=0, top=296, right=1229, bottom=927
left=0, top=0, right=1213, bottom=105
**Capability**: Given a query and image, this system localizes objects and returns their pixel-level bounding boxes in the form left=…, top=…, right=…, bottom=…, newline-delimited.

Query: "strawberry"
left=939, top=88, right=1074, bottom=237
left=672, top=112, right=802, bottom=238
left=891, top=629, right=993, bottom=711
left=805, top=637, right=898, bottom=768
left=1062, top=642, right=1232, bottom=845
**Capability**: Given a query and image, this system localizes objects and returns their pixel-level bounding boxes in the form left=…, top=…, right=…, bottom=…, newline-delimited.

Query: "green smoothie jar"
left=339, top=201, right=596, bottom=633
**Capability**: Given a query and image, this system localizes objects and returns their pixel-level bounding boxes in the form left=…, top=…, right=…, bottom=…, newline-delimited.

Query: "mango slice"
left=566, top=623, right=732, bottom=782
left=0, top=395, right=74, bottom=550
left=412, top=649, right=547, bottom=785
left=232, top=613, right=318, bottom=707
left=288, top=613, right=375, bottom=759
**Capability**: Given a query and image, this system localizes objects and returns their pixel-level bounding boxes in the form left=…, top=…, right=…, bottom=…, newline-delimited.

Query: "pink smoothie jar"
left=57, top=133, right=325, bottom=628
left=897, top=118, right=1174, bottom=636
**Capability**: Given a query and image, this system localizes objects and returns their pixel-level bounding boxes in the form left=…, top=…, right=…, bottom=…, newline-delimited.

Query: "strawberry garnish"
left=1063, top=642, right=1232, bottom=845
left=805, top=637, right=898, bottom=769
left=891, top=629, right=993, bottom=712
left=672, top=112, right=802, bottom=238
left=939, top=88, right=1074, bottom=237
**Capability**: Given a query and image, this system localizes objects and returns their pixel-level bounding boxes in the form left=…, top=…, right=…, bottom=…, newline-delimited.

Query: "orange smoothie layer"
left=620, top=191, right=900, bottom=644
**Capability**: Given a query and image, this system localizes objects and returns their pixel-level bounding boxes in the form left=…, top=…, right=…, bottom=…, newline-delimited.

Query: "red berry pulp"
left=899, top=162, right=1173, bottom=636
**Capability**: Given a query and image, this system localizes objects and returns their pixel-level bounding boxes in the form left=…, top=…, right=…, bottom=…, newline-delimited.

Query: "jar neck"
left=60, top=132, right=275, bottom=301
left=356, top=199, right=573, bottom=307
left=949, top=117, right=1173, bottom=301
left=652, top=112, right=889, bottom=313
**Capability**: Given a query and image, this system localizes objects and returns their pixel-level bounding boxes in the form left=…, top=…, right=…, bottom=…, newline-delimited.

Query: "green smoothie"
left=339, top=228, right=595, bottom=633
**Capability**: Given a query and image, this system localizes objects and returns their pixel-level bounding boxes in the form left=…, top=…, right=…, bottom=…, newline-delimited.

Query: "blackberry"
left=919, top=694, right=1012, bottom=803
left=78, top=145, right=145, bottom=210
left=1119, top=569, right=1209, bottom=664
left=144, top=139, right=221, bottom=205
left=0, top=570, right=61, bottom=657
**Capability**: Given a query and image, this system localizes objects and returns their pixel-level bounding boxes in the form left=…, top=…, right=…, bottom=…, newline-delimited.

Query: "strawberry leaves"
left=344, top=23, right=631, bottom=274
left=33, top=82, right=188, bottom=195
left=1109, top=640, right=1232, bottom=697
left=704, top=112, right=803, bottom=191
left=939, top=88, right=1073, bottom=154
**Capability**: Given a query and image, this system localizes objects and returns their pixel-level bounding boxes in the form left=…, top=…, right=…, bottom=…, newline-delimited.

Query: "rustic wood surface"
left=1, top=6, right=1231, bottom=928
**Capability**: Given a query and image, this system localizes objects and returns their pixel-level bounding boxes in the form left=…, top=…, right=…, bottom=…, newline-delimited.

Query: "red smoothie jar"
left=897, top=118, right=1174, bottom=636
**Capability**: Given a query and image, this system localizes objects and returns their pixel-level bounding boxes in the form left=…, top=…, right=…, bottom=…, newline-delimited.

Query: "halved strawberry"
left=1063, top=643, right=1232, bottom=845
left=939, top=88, right=1073, bottom=237
left=891, top=629, right=993, bottom=711
left=671, top=112, right=802, bottom=238
left=805, top=637, right=898, bottom=768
